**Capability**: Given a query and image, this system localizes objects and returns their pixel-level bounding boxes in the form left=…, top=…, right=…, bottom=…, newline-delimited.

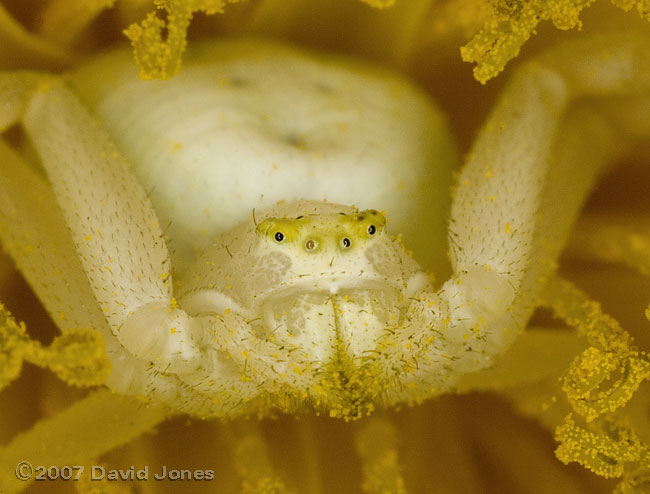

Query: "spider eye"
left=341, top=237, right=352, bottom=249
left=274, top=231, right=285, bottom=243
left=305, top=239, right=317, bottom=251
left=368, top=225, right=376, bottom=235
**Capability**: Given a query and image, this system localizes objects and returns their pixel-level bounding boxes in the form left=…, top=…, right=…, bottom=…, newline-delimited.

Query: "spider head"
left=254, top=209, right=391, bottom=294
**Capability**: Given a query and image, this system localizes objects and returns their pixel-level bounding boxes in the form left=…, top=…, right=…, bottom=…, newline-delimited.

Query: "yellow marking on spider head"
left=256, top=209, right=387, bottom=255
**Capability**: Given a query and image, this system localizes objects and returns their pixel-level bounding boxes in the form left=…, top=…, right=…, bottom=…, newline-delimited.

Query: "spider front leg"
left=4, top=75, right=261, bottom=413
left=379, top=66, right=569, bottom=397
left=380, top=32, right=650, bottom=400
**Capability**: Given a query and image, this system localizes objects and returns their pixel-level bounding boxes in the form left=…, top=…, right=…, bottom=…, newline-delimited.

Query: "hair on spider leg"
left=158, top=220, right=174, bottom=238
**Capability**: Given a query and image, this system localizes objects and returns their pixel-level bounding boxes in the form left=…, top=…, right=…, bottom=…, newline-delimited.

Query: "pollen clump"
left=46, top=329, right=111, bottom=386
left=561, top=346, right=650, bottom=421
left=460, top=0, right=650, bottom=83
left=0, top=303, right=110, bottom=390
left=0, top=303, right=30, bottom=391
left=316, top=350, right=383, bottom=421
left=123, top=0, right=237, bottom=80
left=541, top=277, right=650, bottom=489
left=555, top=414, right=648, bottom=478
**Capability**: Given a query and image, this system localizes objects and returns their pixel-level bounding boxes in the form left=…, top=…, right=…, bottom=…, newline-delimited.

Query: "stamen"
left=566, top=215, right=650, bottom=276
left=0, top=304, right=110, bottom=390
left=228, top=421, right=292, bottom=494
left=0, top=390, right=166, bottom=491
left=355, top=417, right=407, bottom=494
left=540, top=276, right=650, bottom=421
left=555, top=414, right=648, bottom=479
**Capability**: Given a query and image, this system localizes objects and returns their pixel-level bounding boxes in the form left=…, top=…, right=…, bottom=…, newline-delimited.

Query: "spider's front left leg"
left=7, top=76, right=261, bottom=413
left=380, top=33, right=650, bottom=400
left=377, top=65, right=572, bottom=396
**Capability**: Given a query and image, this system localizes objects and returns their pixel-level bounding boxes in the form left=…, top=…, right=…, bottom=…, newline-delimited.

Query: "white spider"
left=0, top=30, right=649, bottom=435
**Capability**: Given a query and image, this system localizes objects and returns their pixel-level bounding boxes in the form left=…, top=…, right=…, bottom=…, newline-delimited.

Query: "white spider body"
left=67, top=38, right=456, bottom=276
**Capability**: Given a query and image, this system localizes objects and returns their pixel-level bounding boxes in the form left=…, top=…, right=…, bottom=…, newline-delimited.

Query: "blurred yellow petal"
left=567, top=214, right=650, bottom=275
left=37, top=0, right=117, bottom=48
left=0, top=390, right=167, bottom=493
left=0, top=4, right=72, bottom=70
left=456, top=329, right=586, bottom=393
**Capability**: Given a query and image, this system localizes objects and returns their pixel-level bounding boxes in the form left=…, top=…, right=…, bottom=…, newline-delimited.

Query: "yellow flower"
left=1, top=1, right=650, bottom=493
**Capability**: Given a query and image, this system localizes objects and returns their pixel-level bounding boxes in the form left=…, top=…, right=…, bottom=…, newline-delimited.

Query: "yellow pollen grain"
left=505, top=222, right=511, bottom=234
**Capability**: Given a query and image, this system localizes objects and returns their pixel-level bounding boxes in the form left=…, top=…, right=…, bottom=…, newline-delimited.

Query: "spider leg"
left=0, top=75, right=263, bottom=413
left=0, top=130, right=108, bottom=335
left=20, top=80, right=172, bottom=329
left=382, top=32, right=650, bottom=401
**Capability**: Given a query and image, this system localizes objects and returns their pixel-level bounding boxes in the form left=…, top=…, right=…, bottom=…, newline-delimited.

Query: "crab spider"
left=0, top=58, right=510, bottom=418
left=0, top=29, right=650, bottom=477
left=0, top=39, right=458, bottom=418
